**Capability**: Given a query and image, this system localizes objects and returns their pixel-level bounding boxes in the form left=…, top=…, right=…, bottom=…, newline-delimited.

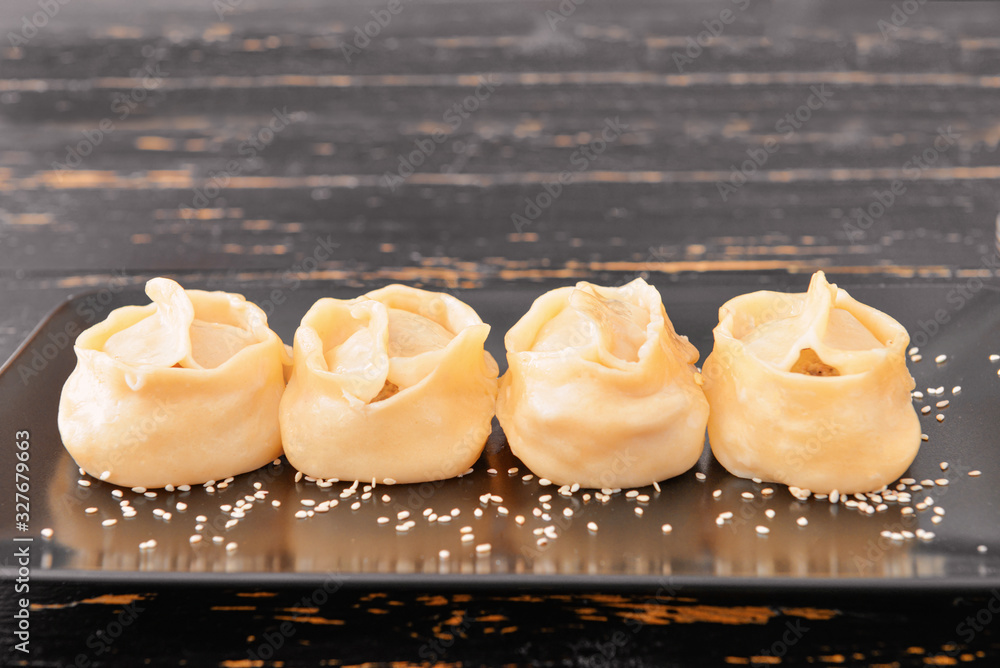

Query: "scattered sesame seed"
left=587, top=521, right=598, bottom=532
left=652, top=481, right=661, bottom=492
left=475, top=543, right=492, bottom=555
left=474, top=508, right=484, bottom=518
left=196, top=515, right=207, bottom=522
left=796, top=517, right=808, bottom=527
left=695, top=472, right=707, bottom=481
left=438, top=549, right=450, bottom=560
left=487, top=468, right=497, bottom=475
left=940, top=462, right=949, bottom=471
left=936, top=414, right=945, bottom=422
left=969, top=470, right=982, bottom=477
left=450, top=508, right=460, bottom=517
left=461, top=534, right=475, bottom=543
left=350, top=502, right=361, bottom=510
left=189, top=534, right=202, bottom=544
left=178, top=485, right=191, bottom=492
left=936, top=400, right=950, bottom=409
left=145, top=491, right=157, bottom=498
left=225, top=519, right=237, bottom=529
left=294, top=471, right=303, bottom=482
left=175, top=502, right=187, bottom=511
left=978, top=545, right=988, bottom=554
left=538, top=478, right=552, bottom=486
left=41, top=528, right=53, bottom=539
left=570, top=483, right=581, bottom=493
left=563, top=508, right=573, bottom=518
left=507, top=467, right=519, bottom=475
left=294, top=510, right=308, bottom=519
left=99, top=471, right=112, bottom=481
left=85, top=507, right=98, bottom=514
left=935, top=478, right=949, bottom=486
left=637, top=494, right=650, bottom=503
left=992, top=354, right=1000, bottom=362
left=102, top=519, right=117, bottom=527
left=921, top=406, right=932, bottom=415
left=755, top=526, right=770, bottom=535
left=909, top=347, right=919, bottom=355
left=718, top=512, right=733, bottom=520
left=661, top=524, right=673, bottom=534
left=490, top=495, right=504, bottom=504
left=952, top=386, right=961, bottom=395
left=932, top=516, right=943, bottom=524
left=741, top=492, right=754, bottom=500
left=522, top=474, right=534, bottom=482
left=226, top=542, right=237, bottom=552
left=712, top=489, right=722, bottom=499
left=626, top=490, right=639, bottom=499
left=397, top=511, right=410, bottom=520
left=515, top=515, right=525, bottom=525
left=765, top=509, right=775, bottom=519
left=934, top=507, right=945, bottom=516
left=634, top=507, right=643, bottom=517
left=910, top=355, right=922, bottom=362
left=912, top=391, right=924, bottom=400
left=132, top=486, right=146, bottom=493
left=935, top=354, right=947, bottom=364
left=715, top=517, right=725, bottom=526
left=921, top=434, right=929, bottom=441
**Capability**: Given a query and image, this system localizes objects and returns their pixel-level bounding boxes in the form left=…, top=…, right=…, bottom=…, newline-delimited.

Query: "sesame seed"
left=461, top=534, right=475, bottom=543
left=538, top=478, right=552, bottom=486
left=294, top=471, right=303, bottom=482
left=508, top=467, right=518, bottom=475
left=936, top=400, right=950, bottom=409
left=712, top=489, right=722, bottom=498
left=563, top=508, right=573, bottom=518
left=935, top=478, right=949, bottom=486
left=715, top=517, right=725, bottom=526
left=153, top=509, right=165, bottom=517
left=634, top=507, right=643, bottom=517
left=936, top=414, right=945, bottom=422
left=978, top=545, right=988, bottom=554
left=450, top=508, right=460, bottom=517
left=85, top=507, right=98, bottom=514
left=271, top=500, right=281, bottom=508
left=474, top=508, right=484, bottom=518
left=491, top=495, right=504, bottom=504
left=102, top=519, right=117, bottom=527
left=140, top=539, right=157, bottom=550
left=178, top=485, right=191, bottom=492
left=196, top=515, right=207, bottom=522
left=361, top=492, right=372, bottom=500
left=912, top=391, right=924, bottom=399
left=935, top=354, right=947, bottom=364
left=189, top=535, right=202, bottom=544
left=922, top=434, right=929, bottom=441
left=765, top=509, right=775, bottom=519
left=522, top=474, right=534, bottom=482
left=952, top=386, right=962, bottom=395
left=40, top=528, right=53, bottom=539
left=934, top=507, right=945, bottom=516
left=439, top=549, right=450, bottom=559
left=741, top=492, right=754, bottom=500
left=226, top=542, right=237, bottom=552
left=909, top=347, right=919, bottom=355
left=132, top=486, right=146, bottom=493
left=661, top=524, right=673, bottom=534
left=539, top=494, right=552, bottom=503
left=626, top=490, right=639, bottom=499
left=695, top=473, right=707, bottom=481
left=395, top=524, right=409, bottom=532
left=225, top=519, right=237, bottom=529
left=176, top=502, right=187, bottom=511
left=515, top=515, right=525, bottom=525
left=901, top=507, right=914, bottom=515
left=294, top=510, right=308, bottom=519
left=932, top=516, right=943, bottom=524
left=637, top=494, right=650, bottom=503
left=536, top=538, right=549, bottom=547
left=796, top=517, right=808, bottom=527
left=145, top=491, right=157, bottom=498
left=910, top=355, right=922, bottom=362
left=969, top=470, right=982, bottom=477
left=940, top=462, right=949, bottom=471
left=487, top=468, right=497, bottom=475
left=755, top=526, right=770, bottom=535
left=351, top=502, right=361, bottom=510
left=301, top=499, right=316, bottom=507
left=475, top=543, right=492, bottom=555
left=921, top=406, right=932, bottom=415
left=212, top=536, right=223, bottom=544
left=570, top=483, right=580, bottom=493
left=111, top=490, right=123, bottom=498
left=587, top=522, right=598, bottom=532
left=992, top=355, right=1000, bottom=362
left=718, top=512, right=733, bottom=520
left=397, top=511, right=410, bottom=520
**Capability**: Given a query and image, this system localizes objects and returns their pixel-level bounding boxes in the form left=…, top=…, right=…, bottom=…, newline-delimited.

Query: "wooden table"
left=2, top=0, right=1000, bottom=664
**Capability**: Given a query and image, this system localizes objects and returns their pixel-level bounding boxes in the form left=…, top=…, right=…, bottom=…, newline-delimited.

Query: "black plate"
left=2, top=275, right=999, bottom=593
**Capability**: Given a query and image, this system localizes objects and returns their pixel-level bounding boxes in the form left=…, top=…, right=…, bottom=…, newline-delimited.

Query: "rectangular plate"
left=2, top=274, right=999, bottom=593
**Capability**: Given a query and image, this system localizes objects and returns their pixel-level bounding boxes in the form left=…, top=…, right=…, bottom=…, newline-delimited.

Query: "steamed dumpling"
left=702, top=271, right=921, bottom=494
left=57, top=278, right=289, bottom=488
left=279, top=285, right=499, bottom=484
left=496, top=278, right=709, bottom=489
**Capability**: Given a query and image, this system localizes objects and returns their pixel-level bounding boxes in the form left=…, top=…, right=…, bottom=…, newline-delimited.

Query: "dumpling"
left=279, top=284, right=499, bottom=484
left=702, top=271, right=921, bottom=494
left=57, top=277, right=289, bottom=488
left=495, top=278, right=709, bottom=489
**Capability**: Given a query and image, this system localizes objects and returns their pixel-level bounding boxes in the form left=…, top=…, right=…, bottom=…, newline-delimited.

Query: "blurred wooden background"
left=2, top=0, right=1000, bottom=362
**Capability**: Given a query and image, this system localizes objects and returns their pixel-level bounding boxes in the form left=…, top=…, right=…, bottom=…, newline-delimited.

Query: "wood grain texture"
left=2, top=0, right=1000, bottom=665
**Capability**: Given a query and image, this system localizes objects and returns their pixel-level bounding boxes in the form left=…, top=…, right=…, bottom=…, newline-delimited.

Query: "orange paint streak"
left=210, top=606, right=256, bottom=611
left=273, top=615, right=345, bottom=626
left=781, top=607, right=839, bottom=621
left=236, top=592, right=278, bottom=598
